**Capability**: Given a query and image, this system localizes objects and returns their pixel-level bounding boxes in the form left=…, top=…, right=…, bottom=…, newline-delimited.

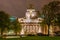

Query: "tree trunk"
left=48, top=24, right=50, bottom=36
left=15, top=30, right=18, bottom=36
left=1, top=28, right=4, bottom=37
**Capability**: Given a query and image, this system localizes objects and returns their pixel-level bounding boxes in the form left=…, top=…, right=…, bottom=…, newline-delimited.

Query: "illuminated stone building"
left=18, top=5, right=48, bottom=35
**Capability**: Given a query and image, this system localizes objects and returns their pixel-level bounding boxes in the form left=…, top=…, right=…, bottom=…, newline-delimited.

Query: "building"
left=18, top=6, right=48, bottom=35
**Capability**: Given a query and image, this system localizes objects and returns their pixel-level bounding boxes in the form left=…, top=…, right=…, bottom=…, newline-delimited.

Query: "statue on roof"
left=27, top=4, right=34, bottom=9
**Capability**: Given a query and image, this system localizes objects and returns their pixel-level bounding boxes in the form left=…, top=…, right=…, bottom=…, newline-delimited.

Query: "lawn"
left=0, top=36, right=60, bottom=40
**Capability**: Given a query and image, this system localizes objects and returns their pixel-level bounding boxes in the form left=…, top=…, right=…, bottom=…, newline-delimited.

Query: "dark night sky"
left=0, top=0, right=58, bottom=17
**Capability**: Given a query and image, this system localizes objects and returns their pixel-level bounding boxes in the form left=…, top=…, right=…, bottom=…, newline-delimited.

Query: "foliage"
left=0, top=11, right=10, bottom=35
left=41, top=1, right=60, bottom=35
left=10, top=18, right=21, bottom=35
left=53, top=14, right=60, bottom=26
left=42, top=1, right=60, bottom=25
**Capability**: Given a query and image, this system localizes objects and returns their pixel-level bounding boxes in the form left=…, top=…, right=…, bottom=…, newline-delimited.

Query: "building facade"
left=18, top=7, right=48, bottom=35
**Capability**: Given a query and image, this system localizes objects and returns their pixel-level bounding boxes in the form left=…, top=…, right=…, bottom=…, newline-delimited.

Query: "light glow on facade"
left=18, top=7, right=44, bottom=35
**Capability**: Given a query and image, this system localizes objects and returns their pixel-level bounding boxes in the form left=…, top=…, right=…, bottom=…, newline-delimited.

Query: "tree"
left=11, top=18, right=21, bottom=35
left=54, top=14, right=60, bottom=27
left=0, top=11, right=10, bottom=36
left=42, top=1, right=60, bottom=36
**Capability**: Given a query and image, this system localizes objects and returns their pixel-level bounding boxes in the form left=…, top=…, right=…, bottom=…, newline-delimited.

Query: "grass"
left=0, top=36, right=60, bottom=40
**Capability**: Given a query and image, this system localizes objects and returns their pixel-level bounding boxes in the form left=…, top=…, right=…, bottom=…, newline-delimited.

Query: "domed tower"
left=25, top=4, right=38, bottom=19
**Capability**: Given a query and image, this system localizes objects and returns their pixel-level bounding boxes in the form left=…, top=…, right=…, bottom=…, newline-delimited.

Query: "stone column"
left=49, top=25, right=54, bottom=36
left=37, top=24, right=42, bottom=33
